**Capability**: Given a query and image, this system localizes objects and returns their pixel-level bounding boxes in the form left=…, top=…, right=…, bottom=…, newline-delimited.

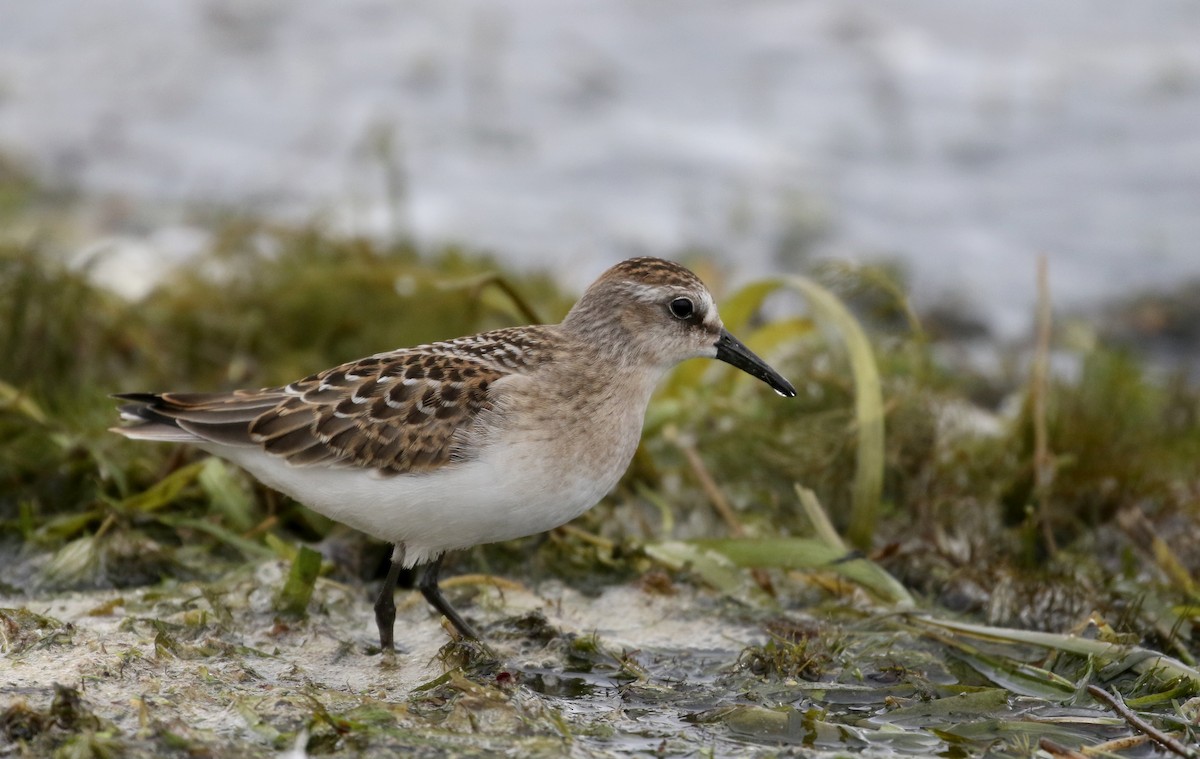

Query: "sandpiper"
left=113, top=257, right=795, bottom=649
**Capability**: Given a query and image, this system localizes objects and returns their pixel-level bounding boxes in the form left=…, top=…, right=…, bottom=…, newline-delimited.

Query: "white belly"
left=212, top=427, right=633, bottom=567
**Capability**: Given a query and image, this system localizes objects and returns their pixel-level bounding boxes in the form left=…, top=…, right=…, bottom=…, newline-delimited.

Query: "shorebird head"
left=563, top=257, right=797, bottom=397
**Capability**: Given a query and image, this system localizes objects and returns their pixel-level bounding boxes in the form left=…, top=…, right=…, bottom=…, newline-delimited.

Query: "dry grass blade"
left=669, top=429, right=744, bottom=537
left=434, top=272, right=545, bottom=325
left=1086, top=684, right=1197, bottom=758
left=1038, top=737, right=1089, bottom=758
left=1117, top=506, right=1200, bottom=601
left=1031, top=254, right=1058, bottom=554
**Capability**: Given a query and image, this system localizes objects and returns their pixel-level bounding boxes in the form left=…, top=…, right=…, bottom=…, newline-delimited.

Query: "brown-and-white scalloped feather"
left=120, top=326, right=563, bottom=476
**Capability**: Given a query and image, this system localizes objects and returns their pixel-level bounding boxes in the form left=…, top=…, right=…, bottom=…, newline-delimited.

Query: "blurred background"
left=2, top=0, right=1199, bottom=339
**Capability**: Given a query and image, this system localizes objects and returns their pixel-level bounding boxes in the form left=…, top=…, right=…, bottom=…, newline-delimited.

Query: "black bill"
left=714, top=329, right=797, bottom=398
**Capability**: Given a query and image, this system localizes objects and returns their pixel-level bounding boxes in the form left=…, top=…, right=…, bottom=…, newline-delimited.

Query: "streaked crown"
left=591, top=257, right=708, bottom=292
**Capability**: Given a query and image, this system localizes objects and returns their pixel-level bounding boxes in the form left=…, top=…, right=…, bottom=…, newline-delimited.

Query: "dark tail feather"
left=111, top=390, right=283, bottom=445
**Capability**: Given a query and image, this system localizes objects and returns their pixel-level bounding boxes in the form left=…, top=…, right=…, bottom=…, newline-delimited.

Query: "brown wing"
left=116, top=326, right=561, bottom=476
left=250, top=350, right=506, bottom=474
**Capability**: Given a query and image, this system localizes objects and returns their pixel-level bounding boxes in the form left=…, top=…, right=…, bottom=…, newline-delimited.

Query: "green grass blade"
left=694, top=537, right=914, bottom=606
left=160, top=516, right=275, bottom=561
left=907, top=615, right=1200, bottom=687
left=950, top=648, right=1077, bottom=700
left=643, top=541, right=745, bottom=594
left=0, top=379, right=49, bottom=424
left=795, top=485, right=847, bottom=552
left=714, top=280, right=782, bottom=334
left=115, top=460, right=207, bottom=515
left=773, top=275, right=885, bottom=551
left=196, top=458, right=257, bottom=532
left=275, top=545, right=323, bottom=618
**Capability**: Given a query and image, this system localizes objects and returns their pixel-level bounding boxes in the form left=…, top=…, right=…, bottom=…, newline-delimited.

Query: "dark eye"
left=668, top=297, right=695, bottom=320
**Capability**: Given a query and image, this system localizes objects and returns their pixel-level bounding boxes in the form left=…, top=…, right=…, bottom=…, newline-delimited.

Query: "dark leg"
left=374, top=545, right=405, bottom=651
left=418, top=553, right=480, bottom=640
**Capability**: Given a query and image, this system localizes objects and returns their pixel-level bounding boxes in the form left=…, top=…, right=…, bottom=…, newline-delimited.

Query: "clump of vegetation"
left=736, top=624, right=842, bottom=681
left=0, top=684, right=108, bottom=756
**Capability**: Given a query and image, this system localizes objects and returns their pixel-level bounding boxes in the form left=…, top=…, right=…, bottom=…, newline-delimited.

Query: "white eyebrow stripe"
left=701, top=291, right=720, bottom=328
